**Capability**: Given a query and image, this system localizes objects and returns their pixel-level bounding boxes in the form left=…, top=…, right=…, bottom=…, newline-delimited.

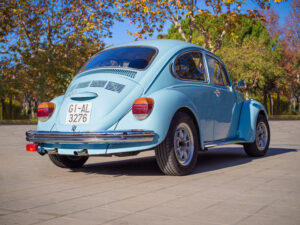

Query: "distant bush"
left=0, top=98, right=29, bottom=120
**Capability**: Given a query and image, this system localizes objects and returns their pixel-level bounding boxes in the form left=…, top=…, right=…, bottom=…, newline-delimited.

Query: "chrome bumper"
left=26, top=130, right=155, bottom=144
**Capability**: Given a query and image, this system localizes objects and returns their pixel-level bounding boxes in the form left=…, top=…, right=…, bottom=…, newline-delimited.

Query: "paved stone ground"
left=0, top=121, right=299, bottom=225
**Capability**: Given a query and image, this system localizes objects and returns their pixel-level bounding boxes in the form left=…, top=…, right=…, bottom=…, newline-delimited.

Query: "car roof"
left=105, top=39, right=206, bottom=54
left=103, top=39, right=226, bottom=63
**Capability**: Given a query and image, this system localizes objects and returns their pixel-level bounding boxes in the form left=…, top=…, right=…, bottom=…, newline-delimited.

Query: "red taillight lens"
left=26, top=144, right=37, bottom=152
left=37, top=102, right=55, bottom=122
left=132, top=97, right=154, bottom=120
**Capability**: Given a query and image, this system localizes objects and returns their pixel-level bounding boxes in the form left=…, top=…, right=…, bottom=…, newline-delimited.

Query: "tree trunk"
left=245, top=90, right=249, bottom=100
left=298, top=96, right=300, bottom=114
left=276, top=91, right=280, bottom=115
left=28, top=100, right=32, bottom=119
left=269, top=92, right=274, bottom=116
left=9, top=96, right=12, bottom=120
left=33, top=100, right=38, bottom=119
left=263, top=91, right=268, bottom=114
left=1, top=98, right=5, bottom=120
left=31, top=100, right=35, bottom=119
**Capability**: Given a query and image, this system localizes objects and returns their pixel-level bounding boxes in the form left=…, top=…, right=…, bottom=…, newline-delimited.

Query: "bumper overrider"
left=26, top=130, right=155, bottom=144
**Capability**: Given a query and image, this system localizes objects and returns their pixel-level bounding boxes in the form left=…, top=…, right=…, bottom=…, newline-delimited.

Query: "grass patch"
left=269, top=114, right=300, bottom=120
left=0, top=119, right=38, bottom=125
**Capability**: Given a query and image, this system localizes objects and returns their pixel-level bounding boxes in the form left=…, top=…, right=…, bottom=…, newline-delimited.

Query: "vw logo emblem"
left=71, top=125, right=77, bottom=132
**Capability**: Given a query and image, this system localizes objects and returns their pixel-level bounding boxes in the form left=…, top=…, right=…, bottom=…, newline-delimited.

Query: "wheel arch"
left=176, top=107, right=204, bottom=150
left=258, top=109, right=268, bottom=120
left=237, top=99, right=268, bottom=143
left=114, top=88, right=205, bottom=151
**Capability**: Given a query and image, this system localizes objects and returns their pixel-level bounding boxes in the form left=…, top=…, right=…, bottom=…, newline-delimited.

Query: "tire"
left=155, top=111, right=199, bottom=176
left=243, top=114, right=270, bottom=157
left=48, top=154, right=88, bottom=168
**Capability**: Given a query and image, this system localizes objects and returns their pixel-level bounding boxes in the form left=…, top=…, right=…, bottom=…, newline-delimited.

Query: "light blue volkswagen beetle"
left=26, top=39, right=270, bottom=175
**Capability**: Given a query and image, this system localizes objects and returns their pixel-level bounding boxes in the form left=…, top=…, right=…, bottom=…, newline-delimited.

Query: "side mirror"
left=237, top=80, right=245, bottom=88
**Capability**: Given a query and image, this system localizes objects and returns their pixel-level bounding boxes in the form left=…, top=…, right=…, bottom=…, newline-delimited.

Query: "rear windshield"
left=81, top=46, right=157, bottom=72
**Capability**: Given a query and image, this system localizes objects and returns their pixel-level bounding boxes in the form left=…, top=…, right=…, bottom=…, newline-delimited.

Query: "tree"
left=217, top=26, right=285, bottom=115
left=0, top=0, right=119, bottom=118
left=163, top=12, right=286, bottom=114
left=280, top=0, right=300, bottom=111
left=260, top=8, right=282, bottom=39
left=117, top=0, right=285, bottom=52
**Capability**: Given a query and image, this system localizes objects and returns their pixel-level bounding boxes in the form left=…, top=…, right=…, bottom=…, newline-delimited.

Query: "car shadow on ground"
left=70, top=147, right=297, bottom=176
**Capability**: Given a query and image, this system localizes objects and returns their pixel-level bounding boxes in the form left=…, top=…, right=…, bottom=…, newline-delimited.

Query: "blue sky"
left=104, top=0, right=292, bottom=46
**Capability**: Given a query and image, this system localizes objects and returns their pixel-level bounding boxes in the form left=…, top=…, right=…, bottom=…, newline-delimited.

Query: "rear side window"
left=206, top=55, right=229, bottom=86
left=174, top=51, right=207, bottom=82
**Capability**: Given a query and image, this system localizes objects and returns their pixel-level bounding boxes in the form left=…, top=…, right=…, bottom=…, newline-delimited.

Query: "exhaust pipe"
left=45, top=148, right=58, bottom=155
left=74, top=149, right=88, bottom=156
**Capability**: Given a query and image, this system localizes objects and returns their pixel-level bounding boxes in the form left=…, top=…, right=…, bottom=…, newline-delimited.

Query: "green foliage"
left=218, top=22, right=286, bottom=113
left=266, top=94, right=289, bottom=115
left=0, top=0, right=118, bottom=103
left=160, top=15, right=270, bottom=48
left=217, top=38, right=284, bottom=94
left=118, top=0, right=285, bottom=52
left=0, top=0, right=119, bottom=119
left=160, top=17, right=205, bottom=45
left=161, top=14, right=287, bottom=115
left=0, top=97, right=28, bottom=120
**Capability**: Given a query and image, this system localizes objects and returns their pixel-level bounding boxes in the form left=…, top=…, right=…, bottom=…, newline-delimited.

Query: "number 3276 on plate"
left=66, top=103, right=92, bottom=124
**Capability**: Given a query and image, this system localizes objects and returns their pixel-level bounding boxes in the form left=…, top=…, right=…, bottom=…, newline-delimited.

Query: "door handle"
left=214, top=89, right=220, bottom=97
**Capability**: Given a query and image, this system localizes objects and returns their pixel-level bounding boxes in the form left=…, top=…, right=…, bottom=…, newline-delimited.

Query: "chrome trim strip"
left=26, top=130, right=155, bottom=144
left=204, top=139, right=247, bottom=149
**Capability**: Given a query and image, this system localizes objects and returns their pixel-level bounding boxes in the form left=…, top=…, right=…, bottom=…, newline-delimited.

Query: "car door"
left=205, top=54, right=237, bottom=141
left=173, top=50, right=215, bottom=142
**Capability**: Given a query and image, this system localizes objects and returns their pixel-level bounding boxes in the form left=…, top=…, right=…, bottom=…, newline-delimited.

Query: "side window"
left=174, top=51, right=207, bottom=82
left=206, top=55, right=229, bottom=86
left=220, top=64, right=230, bottom=86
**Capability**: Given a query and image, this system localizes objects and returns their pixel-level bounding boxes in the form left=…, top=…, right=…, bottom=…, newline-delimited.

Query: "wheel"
left=48, top=154, right=88, bottom=168
left=243, top=114, right=270, bottom=157
left=155, top=111, right=199, bottom=175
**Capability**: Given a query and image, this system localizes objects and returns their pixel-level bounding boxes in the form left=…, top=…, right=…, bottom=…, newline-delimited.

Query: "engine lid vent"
left=97, top=68, right=137, bottom=79
left=76, top=81, right=90, bottom=89
left=105, top=81, right=125, bottom=93
left=90, top=80, right=107, bottom=88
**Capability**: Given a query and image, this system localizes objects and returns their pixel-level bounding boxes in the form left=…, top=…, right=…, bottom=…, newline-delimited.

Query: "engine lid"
left=53, top=72, right=143, bottom=132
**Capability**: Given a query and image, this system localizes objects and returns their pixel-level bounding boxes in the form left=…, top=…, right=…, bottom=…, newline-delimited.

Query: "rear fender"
left=37, top=95, right=64, bottom=131
left=114, top=88, right=204, bottom=150
left=237, top=99, right=268, bottom=142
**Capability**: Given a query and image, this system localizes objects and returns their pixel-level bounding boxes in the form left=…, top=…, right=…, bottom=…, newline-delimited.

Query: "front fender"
left=237, top=99, right=268, bottom=142
left=114, top=88, right=202, bottom=149
left=37, top=95, right=64, bottom=131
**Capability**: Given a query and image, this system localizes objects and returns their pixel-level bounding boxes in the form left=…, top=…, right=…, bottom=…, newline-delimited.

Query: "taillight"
left=26, top=144, right=37, bottom=152
left=37, top=102, right=55, bottom=122
left=132, top=97, right=154, bottom=120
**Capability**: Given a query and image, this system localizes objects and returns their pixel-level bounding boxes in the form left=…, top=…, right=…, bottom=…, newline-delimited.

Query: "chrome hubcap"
left=256, top=121, right=268, bottom=151
left=174, top=123, right=194, bottom=166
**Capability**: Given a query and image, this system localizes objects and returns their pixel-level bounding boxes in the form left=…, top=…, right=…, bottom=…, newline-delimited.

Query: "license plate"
left=66, top=103, right=92, bottom=124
